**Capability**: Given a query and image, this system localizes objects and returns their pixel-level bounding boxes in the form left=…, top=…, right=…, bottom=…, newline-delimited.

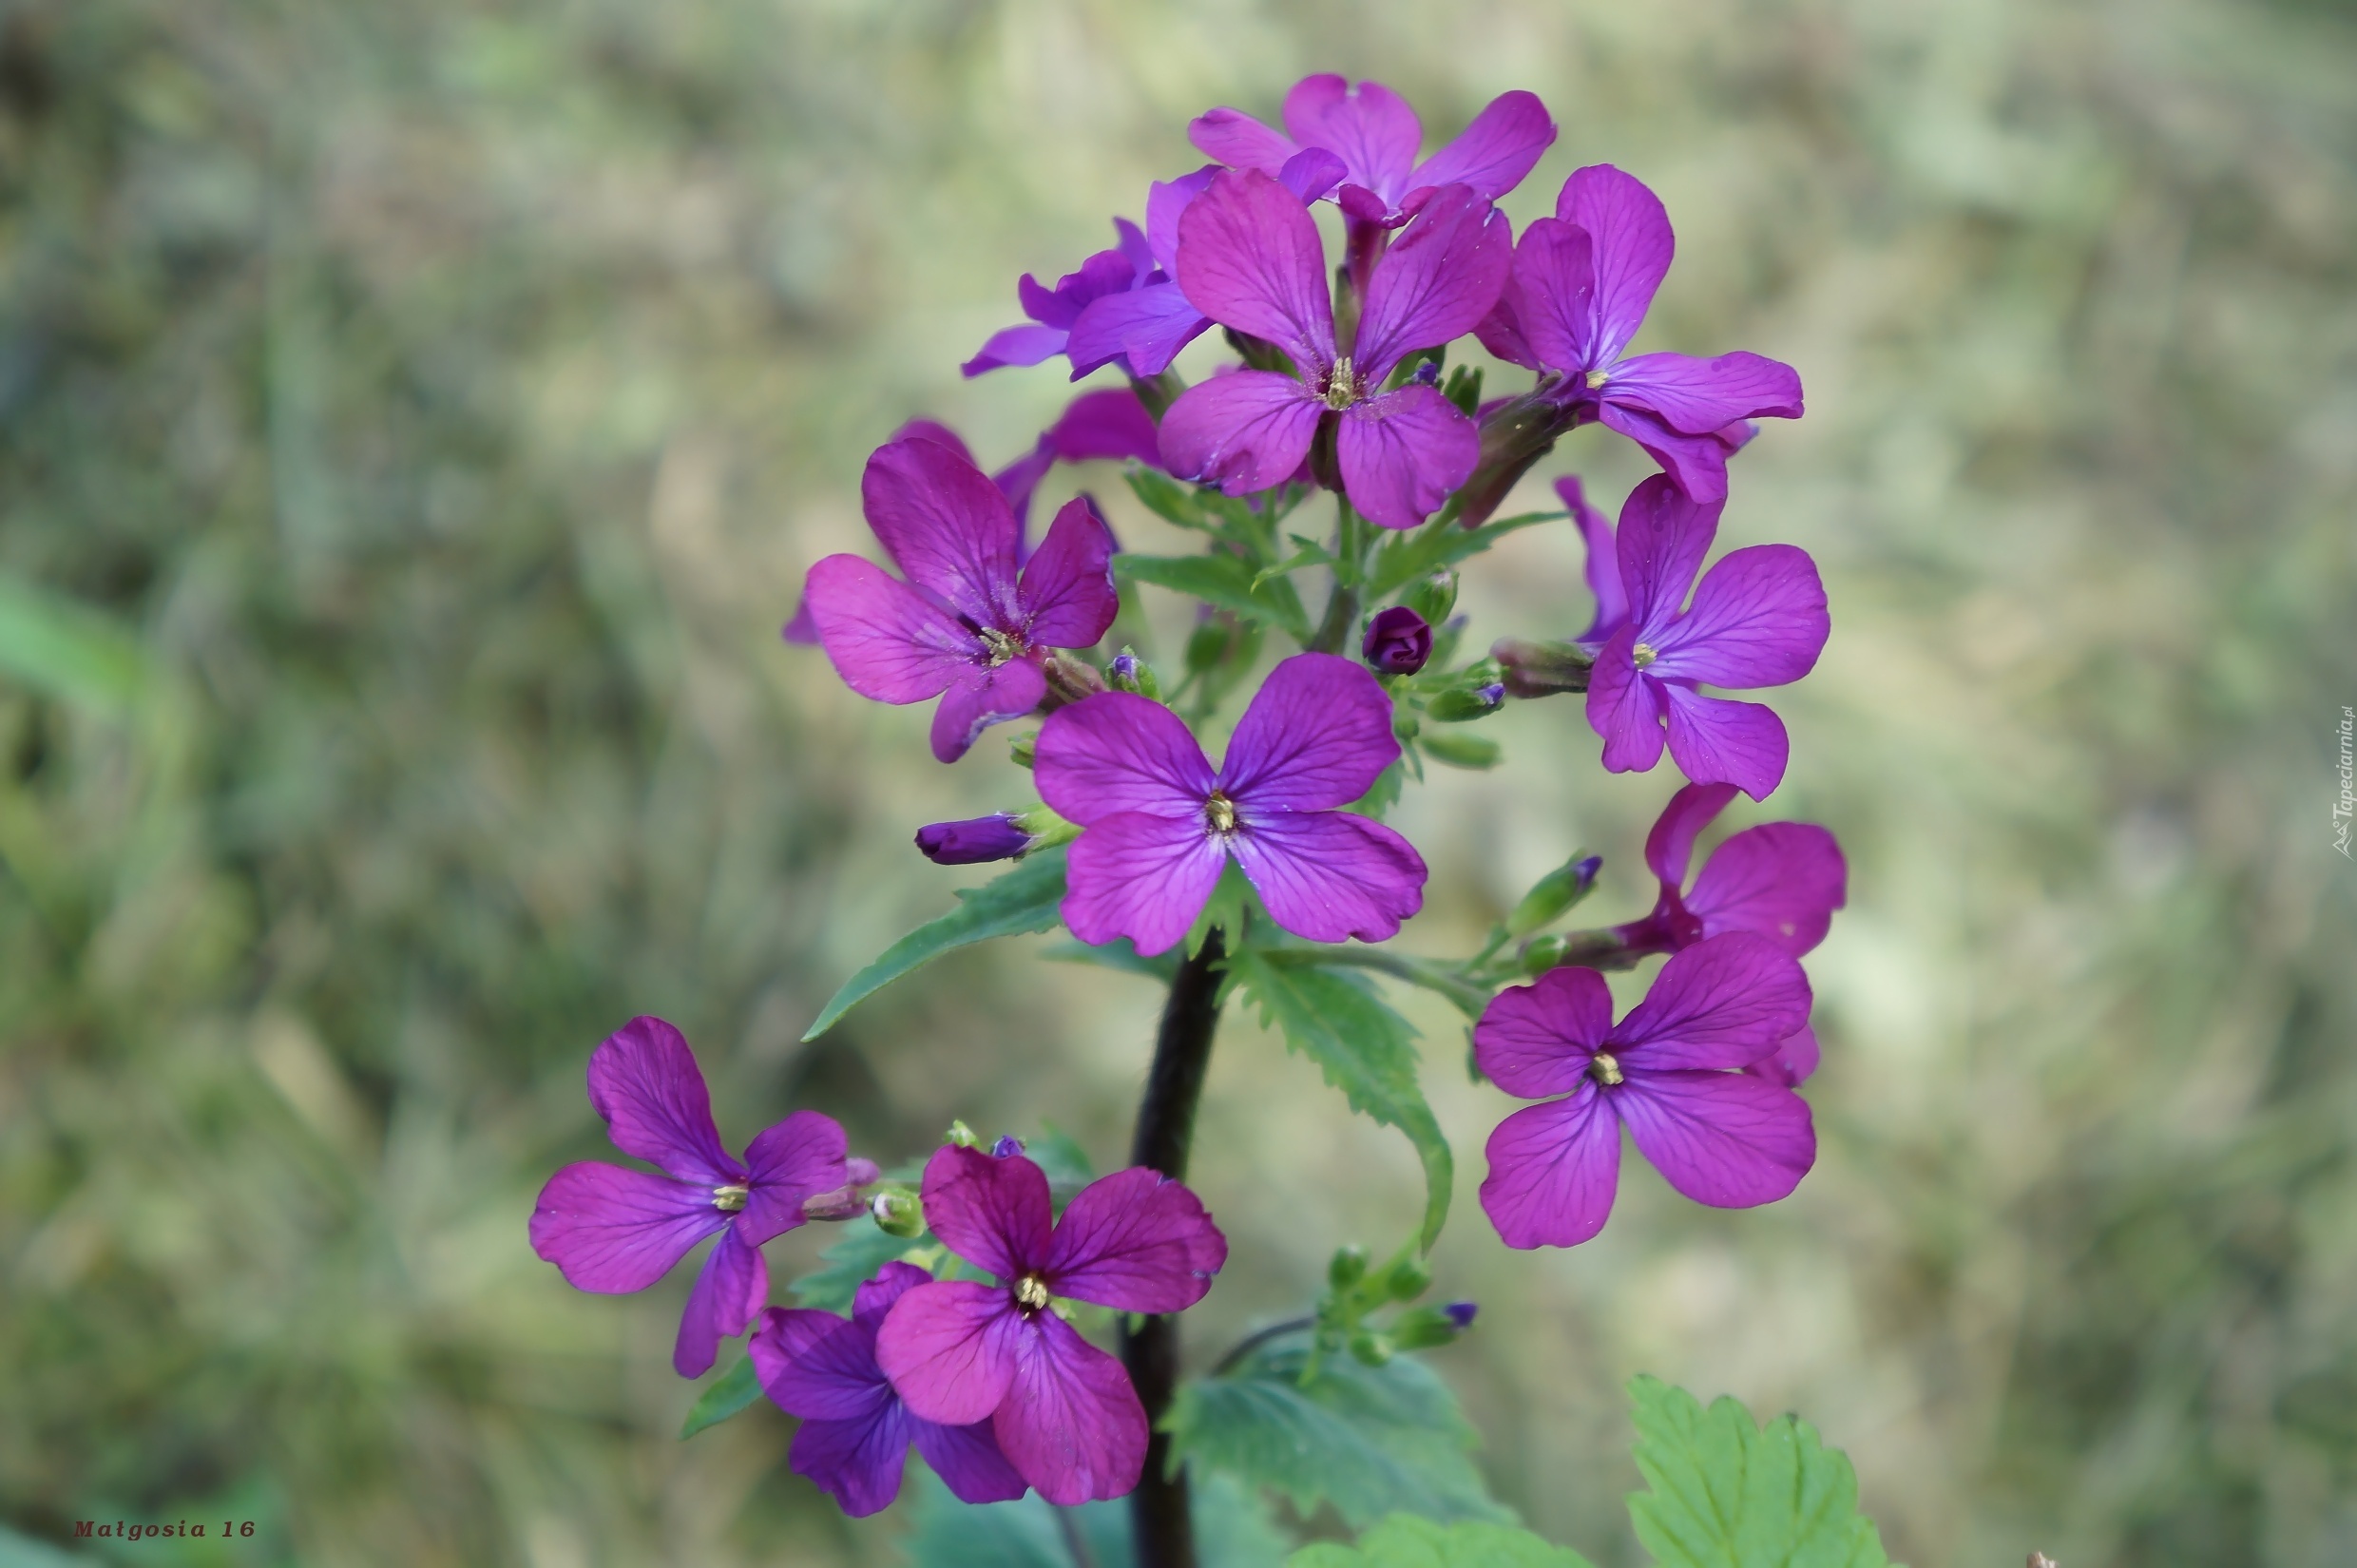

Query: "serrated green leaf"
left=1116, top=553, right=1313, bottom=642
left=1227, top=949, right=1452, bottom=1250
left=788, top=1218, right=929, bottom=1310
left=679, top=1353, right=764, bottom=1439
left=801, top=848, right=1067, bottom=1039
left=1624, top=1376, right=1898, bottom=1568
left=1167, top=1343, right=1508, bottom=1529
left=0, top=572, right=150, bottom=717
left=1040, top=937, right=1181, bottom=982
left=1367, top=511, right=1560, bottom=599
left=903, top=1466, right=1287, bottom=1568
left=1126, top=466, right=1219, bottom=531
left=1288, top=1515, right=1594, bottom=1568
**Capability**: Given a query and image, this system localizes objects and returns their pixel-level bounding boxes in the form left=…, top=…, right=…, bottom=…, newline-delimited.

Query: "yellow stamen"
left=1631, top=642, right=1658, bottom=669
left=1204, top=791, right=1238, bottom=834
left=1015, top=1275, right=1051, bottom=1310
left=979, top=627, right=1022, bottom=667
left=1322, top=357, right=1362, bottom=411
left=1589, top=1052, right=1624, bottom=1087
left=713, top=1184, right=750, bottom=1212
left=1584, top=368, right=1609, bottom=390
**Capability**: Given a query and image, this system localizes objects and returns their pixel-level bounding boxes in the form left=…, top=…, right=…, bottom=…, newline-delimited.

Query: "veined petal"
left=861, top=438, right=1024, bottom=630
left=1646, top=545, right=1829, bottom=689
left=1230, top=810, right=1426, bottom=946
left=789, top=1405, right=912, bottom=1519
left=1114, top=217, right=1154, bottom=280
left=1335, top=384, right=1481, bottom=530
left=920, top=1143, right=1054, bottom=1281
left=675, top=1222, right=768, bottom=1377
left=1187, top=107, right=1300, bottom=180
left=1597, top=400, right=1735, bottom=506
left=1352, top=187, right=1513, bottom=381
left=1480, top=1083, right=1622, bottom=1250
left=853, top=1260, right=939, bottom=1327
left=993, top=1310, right=1149, bottom=1506
left=529, top=1162, right=729, bottom=1293
left=891, top=418, right=980, bottom=469
left=1500, top=217, right=1598, bottom=373
left=1474, top=967, right=1614, bottom=1098
left=1159, top=372, right=1325, bottom=499
left=1472, top=295, right=1540, bottom=371
left=1561, top=475, right=1629, bottom=645
left=1555, top=164, right=1673, bottom=366
left=1614, top=473, right=1720, bottom=636
left=1044, top=1167, right=1227, bottom=1312
left=876, top=1280, right=1023, bottom=1427
left=929, top=659, right=1048, bottom=765
left=1035, top=692, right=1217, bottom=826
left=991, top=439, right=1058, bottom=529
left=1220, top=653, right=1399, bottom=810
left=1747, top=1024, right=1821, bottom=1088
left=1585, top=628, right=1668, bottom=776
left=584, top=1016, right=738, bottom=1185
left=1643, top=782, right=1741, bottom=888
left=1066, top=283, right=1213, bottom=379
left=1061, top=809, right=1228, bottom=958
left=1660, top=685, right=1790, bottom=801
left=1021, top=250, right=1138, bottom=331
left=1687, top=823, right=1847, bottom=955
left=1148, top=165, right=1224, bottom=273
left=1410, top=89, right=1557, bottom=199
left=1282, top=75, right=1421, bottom=204
left=1174, top=170, right=1335, bottom=371
left=1610, top=932, right=1811, bottom=1070
left=738, top=1108, right=850, bottom=1246
left=962, top=323, right=1069, bottom=377
left=753, top=1309, right=891, bottom=1423
left=1604, top=351, right=1804, bottom=432
left=1617, top=1069, right=1814, bottom=1208
left=1017, top=497, right=1120, bottom=650
left=1045, top=389, right=1162, bottom=468
left=1278, top=147, right=1348, bottom=204
left=804, top=555, right=975, bottom=705
left=910, top=1416, right=1030, bottom=1505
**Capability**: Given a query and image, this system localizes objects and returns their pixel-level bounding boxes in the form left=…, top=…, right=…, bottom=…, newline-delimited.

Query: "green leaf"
left=0, top=572, right=150, bottom=717
left=801, top=848, right=1068, bottom=1039
left=904, top=1466, right=1287, bottom=1568
left=1624, top=1375, right=1898, bottom=1568
left=1116, top=553, right=1313, bottom=642
left=1289, top=1516, right=1593, bottom=1568
left=1125, top=466, right=1219, bottom=531
left=1167, top=1342, right=1509, bottom=1529
left=1024, top=1123, right=1096, bottom=1210
left=1367, top=511, right=1561, bottom=599
left=1227, top=948, right=1453, bottom=1250
left=1040, top=937, right=1181, bottom=982
left=679, top=1353, right=764, bottom=1439
left=788, top=1218, right=929, bottom=1311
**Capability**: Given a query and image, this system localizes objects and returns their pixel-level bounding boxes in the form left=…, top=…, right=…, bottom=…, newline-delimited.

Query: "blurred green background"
left=3, top=0, right=2354, bottom=1563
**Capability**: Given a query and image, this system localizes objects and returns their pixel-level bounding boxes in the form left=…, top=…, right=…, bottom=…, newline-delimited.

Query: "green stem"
left=1307, top=501, right=1365, bottom=655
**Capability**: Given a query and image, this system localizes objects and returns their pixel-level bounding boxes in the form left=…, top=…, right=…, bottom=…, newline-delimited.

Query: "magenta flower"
left=874, top=1146, right=1227, bottom=1505
left=1478, top=934, right=1815, bottom=1249
left=1478, top=165, right=1803, bottom=504
left=1581, top=474, right=1828, bottom=800
left=1158, top=170, right=1513, bottom=529
left=988, top=387, right=1165, bottom=527
left=751, top=1261, right=1027, bottom=1518
left=802, top=436, right=1119, bottom=762
left=1033, top=653, right=1426, bottom=956
left=529, top=1017, right=848, bottom=1376
left=964, top=221, right=1155, bottom=377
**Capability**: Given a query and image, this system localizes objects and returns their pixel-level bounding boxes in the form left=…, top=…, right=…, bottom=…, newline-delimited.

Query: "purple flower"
left=1362, top=605, right=1433, bottom=676
left=1581, top=474, right=1828, bottom=800
left=529, top=1017, right=848, bottom=1376
left=1478, top=165, right=1803, bottom=504
left=964, top=222, right=1155, bottom=377
left=1033, top=653, right=1427, bottom=956
left=802, top=436, right=1120, bottom=762
left=1159, top=171, right=1513, bottom=528
left=874, top=1146, right=1227, bottom=1506
left=988, top=388, right=1165, bottom=528
left=751, top=1261, right=1027, bottom=1518
left=1477, top=934, right=1816, bottom=1249
left=915, top=814, right=1035, bottom=866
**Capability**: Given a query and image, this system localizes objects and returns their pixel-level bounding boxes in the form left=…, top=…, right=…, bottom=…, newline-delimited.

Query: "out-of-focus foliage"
left=0, top=2, right=2351, bottom=1566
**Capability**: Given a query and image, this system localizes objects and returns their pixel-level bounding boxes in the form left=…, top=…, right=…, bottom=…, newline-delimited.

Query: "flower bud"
left=870, top=1187, right=925, bottom=1239
left=1504, top=853, right=1603, bottom=938
left=1384, top=1254, right=1432, bottom=1302
left=1040, top=651, right=1107, bottom=708
left=1107, top=648, right=1164, bottom=699
left=1348, top=1329, right=1395, bottom=1367
left=1492, top=637, right=1595, bottom=698
left=945, top=1119, right=981, bottom=1148
left=1424, top=683, right=1504, bottom=722
left=1389, top=1302, right=1476, bottom=1350
left=915, top=813, right=1034, bottom=866
left=1007, top=730, right=1038, bottom=768
left=1361, top=606, right=1432, bottom=676
left=1421, top=731, right=1501, bottom=770
left=1444, top=1300, right=1478, bottom=1329
left=1402, top=569, right=1458, bottom=626
left=1328, top=1245, right=1369, bottom=1292
left=990, top=1135, right=1025, bottom=1158
left=844, top=1157, right=881, bottom=1188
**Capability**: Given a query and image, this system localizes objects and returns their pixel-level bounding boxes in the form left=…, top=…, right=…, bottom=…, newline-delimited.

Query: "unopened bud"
left=1107, top=648, right=1163, bottom=699
left=1349, top=1329, right=1395, bottom=1367
left=1402, top=569, right=1458, bottom=626
left=989, top=1135, right=1025, bottom=1158
left=1361, top=605, right=1432, bottom=677
left=1328, top=1245, right=1368, bottom=1292
left=1040, top=651, right=1107, bottom=707
left=1492, top=637, right=1595, bottom=698
left=1420, top=731, right=1501, bottom=770
left=915, top=813, right=1034, bottom=866
left=870, top=1187, right=925, bottom=1238
left=1007, top=730, right=1038, bottom=768
left=801, top=1184, right=870, bottom=1222
left=1522, top=928, right=1634, bottom=976
left=1504, top=852, right=1603, bottom=938
left=1389, top=1302, right=1477, bottom=1350
left=1385, top=1255, right=1432, bottom=1302
left=945, top=1119, right=981, bottom=1148
left=1424, top=683, right=1504, bottom=722
left=1444, top=1300, right=1478, bottom=1329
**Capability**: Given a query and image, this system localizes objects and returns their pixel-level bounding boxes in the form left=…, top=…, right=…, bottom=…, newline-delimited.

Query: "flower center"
left=1588, top=1052, right=1624, bottom=1087
left=1014, top=1274, right=1051, bottom=1311
left=1203, top=790, right=1238, bottom=835
left=979, top=626, right=1023, bottom=668
left=1321, top=356, right=1362, bottom=411
left=1631, top=642, right=1658, bottom=669
left=1584, top=368, right=1610, bottom=390
left=712, top=1184, right=750, bottom=1212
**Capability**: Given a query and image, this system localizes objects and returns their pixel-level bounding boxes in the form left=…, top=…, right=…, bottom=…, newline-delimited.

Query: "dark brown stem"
left=1122, top=927, right=1228, bottom=1568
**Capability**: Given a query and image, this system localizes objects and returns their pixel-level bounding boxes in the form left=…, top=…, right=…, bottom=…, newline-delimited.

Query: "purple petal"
left=1278, top=146, right=1349, bottom=203
left=1045, top=389, right=1164, bottom=468
left=1219, top=653, right=1400, bottom=810
left=676, top=1222, right=768, bottom=1377
left=1610, top=932, right=1812, bottom=1070
left=1598, top=399, right=1734, bottom=506
left=929, top=659, right=1049, bottom=765
left=911, top=1415, right=1031, bottom=1505
left=1282, top=75, right=1421, bottom=204
left=738, top=1108, right=849, bottom=1246
left=1555, top=165, right=1673, bottom=365
left=853, top=1259, right=939, bottom=1326
left=753, top=1308, right=891, bottom=1422
left=1497, top=217, right=1597, bottom=373
left=1584, top=628, right=1668, bottom=775
left=992, top=1310, right=1149, bottom=1506
left=1017, top=497, right=1120, bottom=650
left=1035, top=691, right=1216, bottom=826
left=1604, top=352, right=1804, bottom=433
left=1159, top=371, right=1325, bottom=498
left=803, top=555, right=976, bottom=704
left=1066, top=282, right=1214, bottom=380
left=875, top=1279, right=1023, bottom=1426
left=991, top=439, right=1059, bottom=529
left=1472, top=295, right=1539, bottom=371
left=1351, top=187, right=1514, bottom=381
left=1479, top=1084, right=1622, bottom=1250
left=1148, top=165, right=1224, bottom=273
left=1061, top=809, right=1228, bottom=957
left=1660, top=685, right=1790, bottom=801
left=1021, top=250, right=1139, bottom=331
left=1473, top=967, right=1614, bottom=1098
left=1410, top=89, right=1557, bottom=200
left=529, top=1161, right=729, bottom=1292
left=1187, top=107, right=1300, bottom=180
left=781, top=595, right=818, bottom=645
left=1114, top=217, right=1154, bottom=280
left=1174, top=170, right=1335, bottom=372
left=1647, top=545, right=1829, bottom=689
left=789, top=1407, right=912, bottom=1519
left=1336, top=384, right=1482, bottom=529
left=861, top=438, right=1023, bottom=630
left=1747, top=1024, right=1820, bottom=1088
left=1230, top=810, right=1426, bottom=946
left=1044, top=1166, right=1228, bottom=1311
left=584, top=1016, right=738, bottom=1185
left=920, top=1143, right=1055, bottom=1281
left=962, top=323, right=1070, bottom=377
left=1617, top=1069, right=1813, bottom=1208
left=891, top=418, right=981, bottom=468
left=1687, top=823, right=1846, bottom=955
left=1642, top=782, right=1741, bottom=888
left=1560, top=475, right=1628, bottom=645
left=1614, top=473, right=1721, bottom=635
